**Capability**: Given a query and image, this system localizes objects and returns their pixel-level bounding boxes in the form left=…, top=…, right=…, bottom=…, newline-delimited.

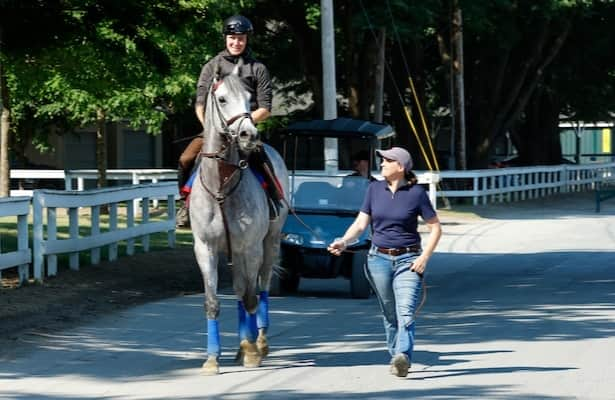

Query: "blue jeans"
left=365, top=245, right=423, bottom=361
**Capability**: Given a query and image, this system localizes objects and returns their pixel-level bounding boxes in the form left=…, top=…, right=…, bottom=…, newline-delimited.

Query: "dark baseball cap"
left=376, top=147, right=413, bottom=171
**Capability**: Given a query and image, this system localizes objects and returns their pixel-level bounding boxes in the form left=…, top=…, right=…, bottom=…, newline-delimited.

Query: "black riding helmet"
left=222, top=15, right=254, bottom=35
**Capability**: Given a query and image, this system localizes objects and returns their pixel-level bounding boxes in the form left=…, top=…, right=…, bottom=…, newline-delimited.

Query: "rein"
left=198, top=158, right=244, bottom=268
left=273, top=177, right=428, bottom=316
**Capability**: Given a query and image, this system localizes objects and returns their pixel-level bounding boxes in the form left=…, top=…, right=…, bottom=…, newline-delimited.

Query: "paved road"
left=2, top=192, right=614, bottom=399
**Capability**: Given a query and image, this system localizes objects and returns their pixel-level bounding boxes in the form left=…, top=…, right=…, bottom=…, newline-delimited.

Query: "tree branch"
left=501, top=20, right=571, bottom=136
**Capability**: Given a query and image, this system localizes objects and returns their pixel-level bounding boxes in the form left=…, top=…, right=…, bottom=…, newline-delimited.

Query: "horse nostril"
left=239, top=130, right=250, bottom=139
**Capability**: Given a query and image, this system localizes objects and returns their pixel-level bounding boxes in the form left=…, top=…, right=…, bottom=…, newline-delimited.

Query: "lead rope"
left=416, top=275, right=427, bottom=317
left=261, top=162, right=428, bottom=314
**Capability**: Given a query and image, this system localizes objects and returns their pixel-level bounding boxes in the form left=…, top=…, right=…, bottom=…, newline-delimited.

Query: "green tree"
left=254, top=0, right=615, bottom=169
left=1, top=0, right=245, bottom=194
left=0, top=0, right=78, bottom=195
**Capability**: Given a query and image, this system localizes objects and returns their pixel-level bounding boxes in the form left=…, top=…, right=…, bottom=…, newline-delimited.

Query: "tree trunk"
left=464, top=16, right=571, bottom=168
left=452, top=3, right=467, bottom=170
left=512, top=86, right=563, bottom=165
left=96, top=109, right=107, bottom=189
left=0, top=55, right=10, bottom=197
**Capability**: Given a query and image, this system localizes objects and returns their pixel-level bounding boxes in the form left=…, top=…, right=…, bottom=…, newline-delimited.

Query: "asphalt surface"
left=1, top=191, right=614, bottom=399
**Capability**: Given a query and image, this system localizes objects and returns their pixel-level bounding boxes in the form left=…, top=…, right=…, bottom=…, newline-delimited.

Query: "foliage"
left=3, top=0, right=615, bottom=173
left=2, top=0, right=250, bottom=141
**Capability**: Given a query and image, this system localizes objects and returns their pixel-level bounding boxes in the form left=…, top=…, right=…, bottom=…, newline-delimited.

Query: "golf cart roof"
left=283, top=117, right=395, bottom=140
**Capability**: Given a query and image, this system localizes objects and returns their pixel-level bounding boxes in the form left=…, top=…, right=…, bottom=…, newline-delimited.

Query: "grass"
left=1, top=202, right=194, bottom=278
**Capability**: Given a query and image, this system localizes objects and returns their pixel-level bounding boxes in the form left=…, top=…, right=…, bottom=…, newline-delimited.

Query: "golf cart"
left=274, top=117, right=395, bottom=298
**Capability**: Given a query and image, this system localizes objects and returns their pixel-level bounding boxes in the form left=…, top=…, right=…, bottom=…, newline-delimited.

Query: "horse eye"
left=218, top=96, right=227, bottom=104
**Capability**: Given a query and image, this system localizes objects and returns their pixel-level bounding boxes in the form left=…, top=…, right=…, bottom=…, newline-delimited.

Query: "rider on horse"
left=177, top=15, right=282, bottom=227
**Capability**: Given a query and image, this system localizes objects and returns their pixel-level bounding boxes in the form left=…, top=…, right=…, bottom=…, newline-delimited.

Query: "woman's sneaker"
left=389, top=354, right=410, bottom=377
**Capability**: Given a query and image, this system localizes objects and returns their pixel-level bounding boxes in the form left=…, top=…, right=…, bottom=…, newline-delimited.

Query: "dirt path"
left=0, top=246, right=231, bottom=353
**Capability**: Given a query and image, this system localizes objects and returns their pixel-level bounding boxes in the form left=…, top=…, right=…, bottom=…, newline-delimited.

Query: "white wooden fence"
left=10, top=168, right=177, bottom=211
left=11, top=167, right=175, bottom=191
left=32, top=182, right=177, bottom=281
left=0, top=196, right=31, bottom=283
left=434, top=162, right=615, bottom=205
left=0, top=182, right=177, bottom=283
left=9, top=163, right=615, bottom=210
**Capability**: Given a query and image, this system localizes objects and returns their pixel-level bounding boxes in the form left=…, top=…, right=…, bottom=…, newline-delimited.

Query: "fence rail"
left=10, top=168, right=176, bottom=193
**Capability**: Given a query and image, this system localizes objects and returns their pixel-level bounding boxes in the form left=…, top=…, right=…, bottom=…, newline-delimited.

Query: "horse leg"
left=256, top=225, right=284, bottom=357
left=194, top=238, right=221, bottom=375
left=256, top=291, right=270, bottom=357
left=235, top=299, right=261, bottom=368
left=232, top=258, right=262, bottom=368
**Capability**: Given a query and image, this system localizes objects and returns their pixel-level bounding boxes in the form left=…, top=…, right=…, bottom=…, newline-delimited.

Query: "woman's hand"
left=410, top=255, right=428, bottom=275
left=327, top=212, right=370, bottom=257
left=327, top=239, right=347, bottom=256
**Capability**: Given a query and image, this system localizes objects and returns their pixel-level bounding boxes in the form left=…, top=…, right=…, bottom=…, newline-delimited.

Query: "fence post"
left=141, top=197, right=150, bottom=252
left=17, top=214, right=29, bottom=283
left=168, top=193, right=176, bottom=248
left=132, top=172, right=140, bottom=213
left=109, top=203, right=118, bottom=261
left=47, top=207, right=57, bottom=276
left=126, top=201, right=135, bottom=255
left=91, top=205, right=100, bottom=265
left=32, top=191, right=44, bottom=281
left=64, top=171, right=72, bottom=190
left=68, top=207, right=79, bottom=270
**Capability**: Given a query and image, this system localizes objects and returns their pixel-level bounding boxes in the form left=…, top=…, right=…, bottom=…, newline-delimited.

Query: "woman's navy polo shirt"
left=360, top=180, right=436, bottom=249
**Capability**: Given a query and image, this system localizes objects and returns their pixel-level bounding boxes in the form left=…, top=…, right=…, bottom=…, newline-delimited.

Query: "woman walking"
left=328, top=146, right=442, bottom=377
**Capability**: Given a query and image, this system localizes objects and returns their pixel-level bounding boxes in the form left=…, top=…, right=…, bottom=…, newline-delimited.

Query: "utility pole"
left=448, top=1, right=456, bottom=170
left=373, top=28, right=386, bottom=123
left=452, top=1, right=467, bottom=170
left=321, top=0, right=338, bottom=173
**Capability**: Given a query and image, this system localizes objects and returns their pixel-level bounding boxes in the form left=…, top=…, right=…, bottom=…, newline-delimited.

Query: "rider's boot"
left=176, top=164, right=192, bottom=228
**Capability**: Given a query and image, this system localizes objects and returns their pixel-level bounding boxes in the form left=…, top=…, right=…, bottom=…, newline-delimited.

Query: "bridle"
left=198, top=78, right=255, bottom=267
left=200, top=79, right=253, bottom=165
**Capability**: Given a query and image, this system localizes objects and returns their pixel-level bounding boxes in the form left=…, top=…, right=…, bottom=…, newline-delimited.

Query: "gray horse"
left=189, top=62, right=289, bottom=375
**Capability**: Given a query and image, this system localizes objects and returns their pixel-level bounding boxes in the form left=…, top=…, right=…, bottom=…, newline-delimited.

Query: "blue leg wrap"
left=257, top=291, right=269, bottom=332
left=207, top=319, right=220, bottom=358
left=238, top=301, right=249, bottom=341
left=247, top=312, right=258, bottom=342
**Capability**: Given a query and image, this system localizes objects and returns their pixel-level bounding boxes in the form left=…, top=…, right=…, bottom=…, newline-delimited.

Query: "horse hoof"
left=240, top=339, right=262, bottom=368
left=202, top=357, right=220, bottom=375
left=256, top=333, right=269, bottom=357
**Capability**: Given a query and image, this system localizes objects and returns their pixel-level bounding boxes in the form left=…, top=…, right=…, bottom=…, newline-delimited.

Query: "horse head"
left=208, top=60, right=259, bottom=155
